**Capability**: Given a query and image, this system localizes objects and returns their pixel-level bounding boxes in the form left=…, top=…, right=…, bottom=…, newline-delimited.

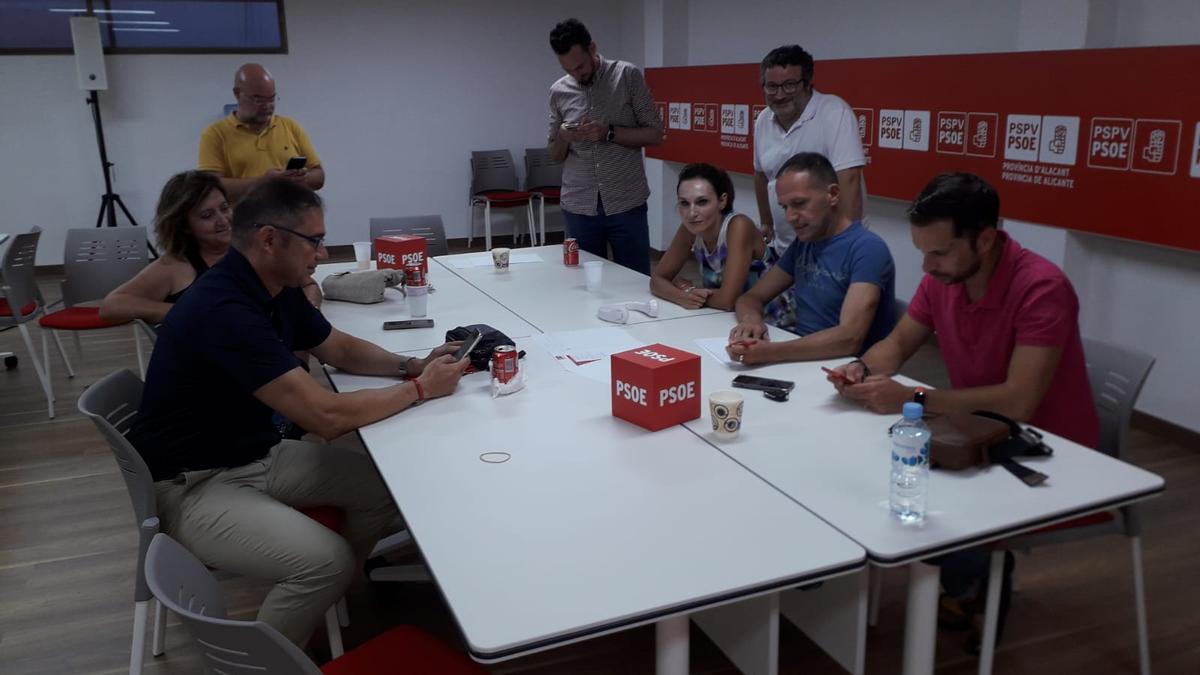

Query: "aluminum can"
left=403, top=264, right=424, bottom=286
left=563, top=238, right=580, bottom=266
left=492, top=345, right=519, bottom=384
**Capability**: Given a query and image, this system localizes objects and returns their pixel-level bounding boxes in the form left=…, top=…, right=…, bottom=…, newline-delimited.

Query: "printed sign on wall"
left=645, top=46, right=1200, bottom=253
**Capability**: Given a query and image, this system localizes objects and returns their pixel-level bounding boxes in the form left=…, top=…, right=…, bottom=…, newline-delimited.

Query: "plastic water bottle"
left=890, top=402, right=930, bottom=523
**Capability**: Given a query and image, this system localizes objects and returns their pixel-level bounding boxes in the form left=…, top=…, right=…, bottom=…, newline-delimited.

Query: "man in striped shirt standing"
left=548, top=18, right=664, bottom=275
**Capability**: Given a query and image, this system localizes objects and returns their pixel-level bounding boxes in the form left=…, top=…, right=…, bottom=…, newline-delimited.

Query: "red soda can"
left=563, top=238, right=579, bottom=266
left=491, top=345, right=518, bottom=384
left=403, top=264, right=424, bottom=286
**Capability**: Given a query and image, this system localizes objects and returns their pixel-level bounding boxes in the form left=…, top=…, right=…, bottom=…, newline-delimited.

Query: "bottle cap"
left=902, top=402, right=924, bottom=420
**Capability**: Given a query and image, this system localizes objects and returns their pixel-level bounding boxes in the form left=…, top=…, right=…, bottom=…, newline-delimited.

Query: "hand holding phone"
left=451, top=330, right=483, bottom=362
left=822, top=366, right=852, bottom=386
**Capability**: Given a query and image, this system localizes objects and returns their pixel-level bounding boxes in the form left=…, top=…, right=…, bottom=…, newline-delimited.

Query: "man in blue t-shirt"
left=728, top=152, right=895, bottom=365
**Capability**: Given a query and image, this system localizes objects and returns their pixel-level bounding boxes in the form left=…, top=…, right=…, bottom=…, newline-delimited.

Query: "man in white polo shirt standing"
left=754, top=45, right=866, bottom=257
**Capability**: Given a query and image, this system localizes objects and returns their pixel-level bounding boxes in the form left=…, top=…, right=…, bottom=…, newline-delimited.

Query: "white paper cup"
left=709, top=390, right=744, bottom=439
left=353, top=241, right=372, bottom=270
left=492, top=247, right=511, bottom=270
left=584, top=260, right=603, bottom=292
left=407, top=284, right=429, bottom=317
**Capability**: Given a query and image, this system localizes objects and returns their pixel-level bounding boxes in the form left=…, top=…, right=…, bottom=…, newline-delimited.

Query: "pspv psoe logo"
left=878, top=109, right=904, bottom=149
left=1131, top=119, right=1181, bottom=175
left=903, top=110, right=930, bottom=151
left=966, top=112, right=998, bottom=157
left=1037, top=116, right=1079, bottom=166
left=1004, top=114, right=1042, bottom=162
left=1190, top=122, right=1200, bottom=179
left=853, top=108, right=874, bottom=147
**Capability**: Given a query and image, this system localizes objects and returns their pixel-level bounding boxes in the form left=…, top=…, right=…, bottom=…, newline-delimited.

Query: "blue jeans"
left=562, top=200, right=651, bottom=275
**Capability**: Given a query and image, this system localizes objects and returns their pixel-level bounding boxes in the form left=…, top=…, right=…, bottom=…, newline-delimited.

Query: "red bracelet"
left=412, top=379, right=425, bottom=403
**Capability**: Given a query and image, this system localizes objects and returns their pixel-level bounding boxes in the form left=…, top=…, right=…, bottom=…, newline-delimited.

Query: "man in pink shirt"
left=829, top=172, right=1100, bottom=651
left=830, top=172, right=1098, bottom=448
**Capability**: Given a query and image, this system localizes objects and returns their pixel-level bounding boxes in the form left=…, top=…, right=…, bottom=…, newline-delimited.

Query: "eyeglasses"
left=248, top=94, right=278, bottom=105
left=763, top=79, right=805, bottom=95
left=255, top=223, right=325, bottom=250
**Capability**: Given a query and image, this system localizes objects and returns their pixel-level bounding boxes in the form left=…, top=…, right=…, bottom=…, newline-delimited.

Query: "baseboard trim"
left=1132, top=410, right=1200, bottom=449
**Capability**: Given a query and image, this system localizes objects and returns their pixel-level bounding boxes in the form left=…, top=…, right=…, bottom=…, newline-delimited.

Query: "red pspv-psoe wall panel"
left=645, top=46, right=1200, bottom=252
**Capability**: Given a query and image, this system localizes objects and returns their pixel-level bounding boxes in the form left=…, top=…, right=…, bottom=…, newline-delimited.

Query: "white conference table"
left=314, top=261, right=539, bottom=352
left=327, top=335, right=866, bottom=673
left=434, top=245, right=724, bottom=332
left=613, top=312, right=1166, bottom=675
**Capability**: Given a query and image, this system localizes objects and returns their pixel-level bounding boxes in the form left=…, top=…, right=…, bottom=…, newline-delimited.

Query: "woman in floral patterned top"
left=651, top=163, right=777, bottom=311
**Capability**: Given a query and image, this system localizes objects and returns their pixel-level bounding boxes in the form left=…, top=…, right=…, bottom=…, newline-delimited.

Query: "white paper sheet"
left=694, top=336, right=745, bottom=367
left=444, top=252, right=545, bottom=269
left=530, top=327, right=644, bottom=382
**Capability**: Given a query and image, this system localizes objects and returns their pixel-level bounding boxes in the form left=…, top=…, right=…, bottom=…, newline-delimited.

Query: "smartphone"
left=821, top=366, right=852, bottom=385
left=732, top=374, right=795, bottom=393
left=451, top=330, right=484, bottom=362
left=285, top=156, right=307, bottom=171
left=383, top=319, right=434, bottom=330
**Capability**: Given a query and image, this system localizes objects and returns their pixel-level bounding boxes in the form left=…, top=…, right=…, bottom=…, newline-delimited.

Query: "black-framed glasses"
left=255, top=223, right=325, bottom=250
left=763, top=79, right=805, bottom=95
left=249, top=94, right=278, bottom=105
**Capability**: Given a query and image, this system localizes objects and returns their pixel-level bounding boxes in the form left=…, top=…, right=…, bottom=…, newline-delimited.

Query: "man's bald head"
left=234, top=63, right=273, bottom=88
left=232, top=63, right=276, bottom=128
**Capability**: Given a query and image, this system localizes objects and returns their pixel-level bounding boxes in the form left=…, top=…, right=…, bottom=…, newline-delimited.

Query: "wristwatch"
left=912, top=387, right=927, bottom=406
left=605, top=124, right=616, bottom=142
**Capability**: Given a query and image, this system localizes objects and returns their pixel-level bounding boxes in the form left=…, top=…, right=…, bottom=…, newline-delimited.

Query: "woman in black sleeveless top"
left=101, top=171, right=231, bottom=324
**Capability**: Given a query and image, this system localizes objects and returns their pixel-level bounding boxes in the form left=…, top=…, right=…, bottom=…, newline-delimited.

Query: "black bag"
left=445, top=324, right=525, bottom=371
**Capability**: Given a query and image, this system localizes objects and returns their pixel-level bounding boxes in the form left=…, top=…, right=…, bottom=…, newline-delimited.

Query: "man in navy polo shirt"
left=128, top=179, right=468, bottom=647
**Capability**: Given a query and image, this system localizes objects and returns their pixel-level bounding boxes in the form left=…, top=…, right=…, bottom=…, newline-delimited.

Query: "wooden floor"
left=2, top=251, right=1198, bottom=674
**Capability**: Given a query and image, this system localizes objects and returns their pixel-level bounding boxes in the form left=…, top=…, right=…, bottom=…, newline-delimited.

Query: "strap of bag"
left=973, top=411, right=1053, bottom=486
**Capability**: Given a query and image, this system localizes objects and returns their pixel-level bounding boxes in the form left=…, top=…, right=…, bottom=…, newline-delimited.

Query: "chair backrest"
left=145, top=534, right=324, bottom=675
left=61, top=227, right=150, bottom=307
left=470, top=149, right=520, bottom=194
left=77, top=369, right=156, bottom=527
left=1082, top=337, right=1155, bottom=459
left=369, top=216, right=449, bottom=256
left=524, top=147, right=563, bottom=191
left=1, top=229, right=43, bottom=318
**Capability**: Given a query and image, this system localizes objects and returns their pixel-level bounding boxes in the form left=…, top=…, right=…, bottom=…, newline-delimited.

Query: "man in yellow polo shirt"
left=198, top=63, right=326, bottom=203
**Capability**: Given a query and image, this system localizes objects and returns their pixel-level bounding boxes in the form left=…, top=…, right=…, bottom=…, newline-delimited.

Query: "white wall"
left=637, top=0, right=1200, bottom=431
left=0, top=0, right=631, bottom=264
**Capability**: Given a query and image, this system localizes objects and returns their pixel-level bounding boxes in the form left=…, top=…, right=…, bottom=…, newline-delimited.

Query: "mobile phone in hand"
left=821, top=366, right=852, bottom=385
left=383, top=319, right=434, bottom=330
left=451, top=330, right=484, bottom=362
left=285, top=156, right=307, bottom=171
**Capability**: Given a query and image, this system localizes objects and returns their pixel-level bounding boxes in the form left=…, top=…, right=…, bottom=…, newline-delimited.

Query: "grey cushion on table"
left=320, top=269, right=404, bottom=304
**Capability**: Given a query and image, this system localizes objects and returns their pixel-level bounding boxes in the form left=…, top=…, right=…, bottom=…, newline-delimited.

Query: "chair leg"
left=131, top=599, right=148, bottom=675
left=484, top=202, right=493, bottom=252
left=52, top=328, right=76, bottom=378
left=324, top=605, right=344, bottom=658
left=151, top=597, right=167, bottom=656
left=336, top=597, right=350, bottom=628
left=977, top=550, right=1006, bottom=675
left=868, top=565, right=883, bottom=627
left=133, top=325, right=147, bottom=379
left=527, top=202, right=536, bottom=246
left=538, top=195, right=546, bottom=245
left=467, top=201, right=475, bottom=249
left=19, top=324, right=54, bottom=418
left=1130, top=536, right=1151, bottom=675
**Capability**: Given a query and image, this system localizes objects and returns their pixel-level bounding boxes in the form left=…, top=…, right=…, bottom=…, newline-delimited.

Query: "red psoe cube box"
left=611, top=343, right=701, bottom=431
left=374, top=235, right=429, bottom=274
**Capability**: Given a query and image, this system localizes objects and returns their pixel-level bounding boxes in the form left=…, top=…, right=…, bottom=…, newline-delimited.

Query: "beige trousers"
left=154, top=440, right=397, bottom=646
